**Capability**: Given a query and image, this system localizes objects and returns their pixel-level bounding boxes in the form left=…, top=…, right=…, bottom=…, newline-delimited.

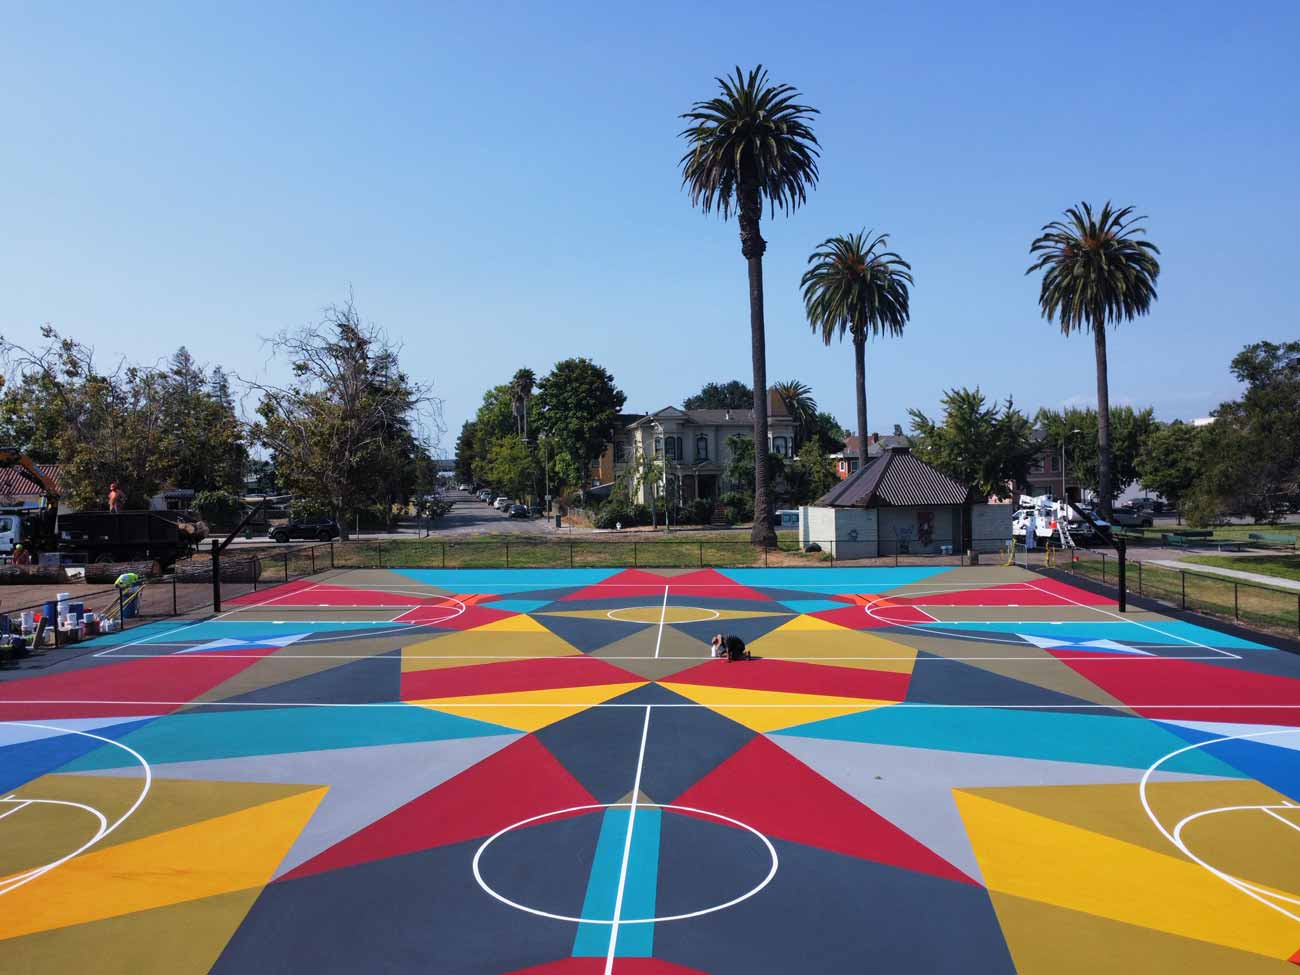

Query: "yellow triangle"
left=401, top=627, right=581, bottom=672
left=472, top=613, right=551, bottom=633
left=410, top=681, right=645, bottom=732
left=778, top=614, right=850, bottom=632
left=658, top=682, right=890, bottom=732
left=747, top=618, right=918, bottom=674
left=952, top=788, right=1300, bottom=959
left=0, top=787, right=327, bottom=941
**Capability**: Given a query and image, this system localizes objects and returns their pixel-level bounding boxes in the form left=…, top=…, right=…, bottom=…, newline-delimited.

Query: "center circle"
left=472, top=802, right=778, bottom=924
left=605, top=606, right=721, bottom=625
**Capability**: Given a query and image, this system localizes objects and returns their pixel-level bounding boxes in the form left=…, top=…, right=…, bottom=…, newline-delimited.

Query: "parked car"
left=507, top=503, right=530, bottom=519
left=1111, top=505, right=1154, bottom=528
left=493, top=497, right=511, bottom=511
left=269, top=515, right=340, bottom=543
left=478, top=490, right=493, bottom=502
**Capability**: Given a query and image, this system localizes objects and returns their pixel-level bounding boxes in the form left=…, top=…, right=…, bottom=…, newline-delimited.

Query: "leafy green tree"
left=809, top=411, right=848, bottom=454
left=680, top=65, right=819, bottom=546
left=534, top=358, right=625, bottom=492
left=508, top=368, right=536, bottom=439
left=773, top=380, right=818, bottom=448
left=1135, top=421, right=1207, bottom=522
left=0, top=328, right=247, bottom=508
left=454, top=421, right=478, bottom=485
left=682, top=380, right=752, bottom=411
left=789, top=440, right=839, bottom=504
left=909, top=388, right=1037, bottom=500
left=1027, top=202, right=1161, bottom=516
left=1193, top=340, right=1300, bottom=521
left=724, top=432, right=785, bottom=500
left=249, top=300, right=434, bottom=538
left=1036, top=405, right=1157, bottom=501
left=801, top=231, right=913, bottom=461
left=485, top=435, right=539, bottom=502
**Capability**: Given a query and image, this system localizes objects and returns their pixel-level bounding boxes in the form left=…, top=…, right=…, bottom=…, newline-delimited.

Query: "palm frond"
left=1026, top=200, right=1161, bottom=335
left=679, top=65, right=820, bottom=219
left=800, top=231, right=914, bottom=344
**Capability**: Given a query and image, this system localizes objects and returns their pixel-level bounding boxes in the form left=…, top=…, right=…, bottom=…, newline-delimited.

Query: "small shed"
left=799, top=446, right=1008, bottom=558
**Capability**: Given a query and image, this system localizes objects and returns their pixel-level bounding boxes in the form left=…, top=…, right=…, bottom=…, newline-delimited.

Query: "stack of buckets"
left=20, top=593, right=107, bottom=647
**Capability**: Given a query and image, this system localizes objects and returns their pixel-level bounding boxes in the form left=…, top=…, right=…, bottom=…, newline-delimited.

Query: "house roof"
left=624, top=406, right=794, bottom=429
left=815, top=447, right=969, bottom=508
left=0, top=463, right=65, bottom=500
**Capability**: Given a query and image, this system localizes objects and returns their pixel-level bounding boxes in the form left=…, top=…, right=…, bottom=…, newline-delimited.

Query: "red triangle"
left=281, top=735, right=595, bottom=881
left=891, top=585, right=1077, bottom=607
left=647, top=568, right=772, bottom=602
left=401, top=656, right=642, bottom=700
left=0, top=646, right=278, bottom=720
left=674, top=736, right=974, bottom=885
left=507, top=961, right=710, bottom=974
left=1053, top=651, right=1300, bottom=726
left=560, top=568, right=682, bottom=601
left=395, top=602, right=516, bottom=629
left=227, top=579, right=317, bottom=606
left=809, top=604, right=928, bottom=630
left=667, top=658, right=909, bottom=701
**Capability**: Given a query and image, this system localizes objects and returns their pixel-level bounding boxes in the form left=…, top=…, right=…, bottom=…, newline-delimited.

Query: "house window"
left=666, top=437, right=678, bottom=461
left=614, top=441, right=626, bottom=462
left=695, top=435, right=708, bottom=461
left=848, top=458, right=859, bottom=474
left=654, top=437, right=663, bottom=459
left=772, top=436, right=788, bottom=457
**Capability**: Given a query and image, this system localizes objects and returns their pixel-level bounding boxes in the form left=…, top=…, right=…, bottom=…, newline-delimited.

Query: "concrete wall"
left=877, top=506, right=960, bottom=555
left=802, top=506, right=879, bottom=558
left=970, top=503, right=1013, bottom=552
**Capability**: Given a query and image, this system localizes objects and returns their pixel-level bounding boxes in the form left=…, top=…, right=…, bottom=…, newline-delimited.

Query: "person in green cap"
left=114, top=571, right=143, bottom=619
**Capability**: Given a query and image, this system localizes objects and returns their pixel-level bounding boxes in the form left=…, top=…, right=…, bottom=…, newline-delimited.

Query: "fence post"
left=505, top=542, right=510, bottom=569
left=441, top=542, right=446, bottom=569
left=1234, top=583, right=1239, bottom=621
left=570, top=540, right=574, bottom=569
left=119, top=587, right=126, bottom=629
left=764, top=544, right=769, bottom=568
left=311, top=547, right=316, bottom=575
left=378, top=540, right=384, bottom=568
left=699, top=542, right=704, bottom=568
left=1181, top=571, right=1187, bottom=610
left=172, top=574, right=177, bottom=617
left=1137, top=561, right=1143, bottom=595
left=1101, top=554, right=1107, bottom=585
left=283, top=554, right=289, bottom=584
left=330, top=542, right=335, bottom=568
left=211, top=539, right=222, bottom=613
left=634, top=543, right=638, bottom=568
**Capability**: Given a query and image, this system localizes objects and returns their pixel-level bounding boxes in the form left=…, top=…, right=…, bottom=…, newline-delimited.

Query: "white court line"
left=653, top=586, right=669, bottom=659
left=1263, top=806, right=1300, bottom=836
left=0, top=723, right=152, bottom=896
left=605, top=706, right=651, bottom=974
left=0, top=798, right=32, bottom=822
left=1024, top=580, right=1241, bottom=659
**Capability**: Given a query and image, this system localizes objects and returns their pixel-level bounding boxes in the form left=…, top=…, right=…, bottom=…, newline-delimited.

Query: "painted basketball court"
left=3, top=565, right=1300, bottom=973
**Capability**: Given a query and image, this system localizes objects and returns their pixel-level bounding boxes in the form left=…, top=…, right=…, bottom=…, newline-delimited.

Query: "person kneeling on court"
left=710, top=633, right=750, bottom=662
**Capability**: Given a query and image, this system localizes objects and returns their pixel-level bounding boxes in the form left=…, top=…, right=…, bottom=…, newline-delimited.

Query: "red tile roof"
left=0, top=463, right=64, bottom=499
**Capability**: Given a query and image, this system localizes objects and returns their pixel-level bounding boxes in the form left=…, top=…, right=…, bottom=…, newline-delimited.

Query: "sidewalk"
left=1148, top=559, right=1300, bottom=593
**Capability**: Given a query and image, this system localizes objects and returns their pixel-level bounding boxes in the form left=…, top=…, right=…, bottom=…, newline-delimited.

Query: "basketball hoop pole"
left=1070, top=505, right=1127, bottom=613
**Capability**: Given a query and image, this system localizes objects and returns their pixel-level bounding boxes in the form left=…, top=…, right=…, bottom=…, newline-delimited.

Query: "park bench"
left=1164, top=531, right=1242, bottom=552
left=1248, top=532, right=1298, bottom=551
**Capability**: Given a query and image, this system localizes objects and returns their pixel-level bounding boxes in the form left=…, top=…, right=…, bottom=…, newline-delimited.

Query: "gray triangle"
left=68, top=733, right=520, bottom=877
left=614, top=788, right=656, bottom=806
left=590, top=627, right=710, bottom=680
left=771, top=735, right=1233, bottom=884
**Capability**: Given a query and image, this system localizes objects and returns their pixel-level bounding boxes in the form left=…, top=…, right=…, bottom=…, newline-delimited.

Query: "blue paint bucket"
left=42, top=601, right=56, bottom=622
left=69, top=602, right=83, bottom=621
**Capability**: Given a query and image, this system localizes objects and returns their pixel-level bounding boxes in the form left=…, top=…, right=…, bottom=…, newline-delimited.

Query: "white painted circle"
left=472, top=802, right=778, bottom=924
left=605, top=607, right=721, bottom=625
left=0, top=722, right=152, bottom=896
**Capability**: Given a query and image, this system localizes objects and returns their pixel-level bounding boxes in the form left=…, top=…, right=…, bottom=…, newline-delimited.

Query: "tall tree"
left=772, top=380, right=818, bottom=448
left=508, top=368, right=536, bottom=440
left=1036, top=405, right=1158, bottom=502
left=809, top=411, right=848, bottom=454
left=680, top=65, right=819, bottom=546
left=908, top=388, right=1037, bottom=500
left=1136, top=420, right=1206, bottom=522
left=1027, top=202, right=1161, bottom=517
left=682, top=380, right=753, bottom=411
left=801, top=231, right=912, bottom=462
left=534, top=358, right=626, bottom=492
left=248, top=300, right=435, bottom=538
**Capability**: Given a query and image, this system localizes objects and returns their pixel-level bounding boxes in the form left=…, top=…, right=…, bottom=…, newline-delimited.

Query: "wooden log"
left=83, top=560, right=161, bottom=585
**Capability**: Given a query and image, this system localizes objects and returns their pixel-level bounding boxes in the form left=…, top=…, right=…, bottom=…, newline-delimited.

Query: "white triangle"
left=1077, top=638, right=1152, bottom=656
left=1018, top=633, right=1076, bottom=650
left=1160, top=720, right=1300, bottom=752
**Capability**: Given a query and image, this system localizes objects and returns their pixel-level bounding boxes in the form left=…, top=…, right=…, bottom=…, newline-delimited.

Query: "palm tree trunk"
left=853, top=331, right=868, bottom=462
left=739, top=186, right=776, bottom=547
left=1093, top=322, right=1114, bottom=518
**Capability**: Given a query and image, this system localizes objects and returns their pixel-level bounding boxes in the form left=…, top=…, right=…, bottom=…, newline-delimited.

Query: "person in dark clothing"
left=710, top=633, right=750, bottom=661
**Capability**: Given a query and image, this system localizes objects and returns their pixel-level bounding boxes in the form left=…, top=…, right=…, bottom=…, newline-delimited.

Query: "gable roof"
left=0, top=463, right=65, bottom=500
left=815, top=448, right=969, bottom=508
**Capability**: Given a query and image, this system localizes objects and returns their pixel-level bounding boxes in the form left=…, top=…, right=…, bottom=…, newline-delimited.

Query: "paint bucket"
left=57, top=592, right=71, bottom=616
left=83, top=613, right=99, bottom=636
left=42, top=601, right=57, bottom=622
left=20, top=610, right=34, bottom=632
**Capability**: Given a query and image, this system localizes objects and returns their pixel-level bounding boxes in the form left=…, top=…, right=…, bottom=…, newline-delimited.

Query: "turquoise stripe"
left=572, top=807, right=661, bottom=958
left=393, top=568, right=620, bottom=594
left=916, top=619, right=1272, bottom=650
left=721, top=567, right=953, bottom=591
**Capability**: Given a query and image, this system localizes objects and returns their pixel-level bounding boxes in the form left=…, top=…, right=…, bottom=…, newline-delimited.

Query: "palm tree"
left=680, top=66, right=819, bottom=546
left=508, top=368, right=535, bottom=440
left=773, top=380, right=818, bottom=449
left=1027, top=202, right=1160, bottom=516
left=801, top=231, right=912, bottom=464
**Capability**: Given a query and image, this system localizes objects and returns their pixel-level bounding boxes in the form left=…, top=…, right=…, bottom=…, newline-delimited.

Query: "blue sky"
left=3, top=2, right=1297, bottom=454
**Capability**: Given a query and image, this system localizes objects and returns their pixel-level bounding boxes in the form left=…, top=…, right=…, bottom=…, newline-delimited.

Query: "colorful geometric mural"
left=2, top=565, right=1300, bottom=973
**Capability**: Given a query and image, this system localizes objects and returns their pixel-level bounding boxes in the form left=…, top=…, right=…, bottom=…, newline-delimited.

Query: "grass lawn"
left=1184, top=554, right=1300, bottom=583
left=1144, top=522, right=1299, bottom=542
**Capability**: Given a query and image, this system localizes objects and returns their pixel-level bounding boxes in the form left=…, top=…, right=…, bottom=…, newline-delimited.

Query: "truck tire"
left=317, top=529, right=332, bottom=541
left=94, top=553, right=116, bottom=564
left=272, top=531, right=289, bottom=543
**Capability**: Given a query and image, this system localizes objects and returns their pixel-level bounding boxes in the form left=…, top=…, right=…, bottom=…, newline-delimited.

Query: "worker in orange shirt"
left=108, top=482, right=124, bottom=513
